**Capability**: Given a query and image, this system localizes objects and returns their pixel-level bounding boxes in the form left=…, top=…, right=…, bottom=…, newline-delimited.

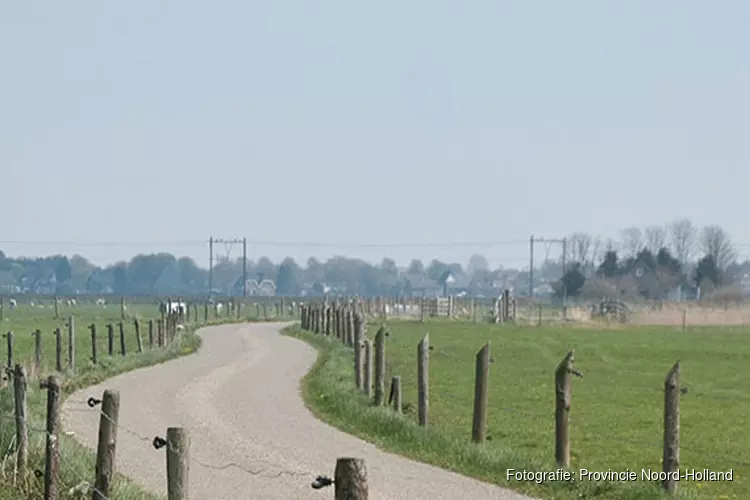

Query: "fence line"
left=298, top=299, right=750, bottom=495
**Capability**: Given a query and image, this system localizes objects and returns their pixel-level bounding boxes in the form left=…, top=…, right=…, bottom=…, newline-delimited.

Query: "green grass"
left=284, top=319, right=749, bottom=500
left=0, top=302, right=287, bottom=500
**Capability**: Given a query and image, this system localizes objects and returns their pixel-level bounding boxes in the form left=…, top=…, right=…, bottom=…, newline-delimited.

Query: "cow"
left=8, top=298, right=17, bottom=309
left=96, top=298, right=106, bottom=306
left=159, top=301, right=187, bottom=316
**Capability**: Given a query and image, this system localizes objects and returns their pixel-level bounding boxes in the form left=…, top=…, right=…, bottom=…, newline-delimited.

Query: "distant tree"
left=426, top=259, right=449, bottom=281
left=568, top=232, right=592, bottom=265
left=177, top=257, right=207, bottom=291
left=276, top=259, right=301, bottom=295
left=644, top=225, right=667, bottom=254
left=406, top=259, right=425, bottom=275
left=255, top=256, right=275, bottom=277
left=655, top=248, right=681, bottom=275
left=619, top=227, right=643, bottom=257
left=695, top=254, right=720, bottom=288
left=112, top=263, right=128, bottom=295
left=54, top=256, right=72, bottom=283
left=699, top=224, right=736, bottom=271
left=380, top=258, right=398, bottom=276
left=556, top=262, right=586, bottom=297
left=467, top=254, right=489, bottom=275
left=597, top=251, right=619, bottom=278
left=668, top=218, right=697, bottom=265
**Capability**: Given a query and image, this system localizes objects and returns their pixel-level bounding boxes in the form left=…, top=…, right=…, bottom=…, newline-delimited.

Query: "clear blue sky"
left=2, top=1, right=748, bottom=269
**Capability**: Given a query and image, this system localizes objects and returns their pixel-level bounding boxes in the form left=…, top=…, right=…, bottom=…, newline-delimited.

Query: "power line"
left=0, top=239, right=529, bottom=248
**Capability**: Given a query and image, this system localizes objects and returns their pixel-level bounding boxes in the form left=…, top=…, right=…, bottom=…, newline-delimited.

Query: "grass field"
left=285, top=319, right=749, bottom=500
left=0, top=301, right=276, bottom=500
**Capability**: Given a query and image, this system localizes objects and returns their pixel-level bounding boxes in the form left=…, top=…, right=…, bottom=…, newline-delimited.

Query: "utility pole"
left=242, top=237, right=247, bottom=297
left=213, top=238, right=246, bottom=297
left=529, top=236, right=567, bottom=308
left=208, top=237, right=213, bottom=299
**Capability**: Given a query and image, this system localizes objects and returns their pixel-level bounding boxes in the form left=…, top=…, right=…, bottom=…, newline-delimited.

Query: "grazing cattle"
left=65, top=299, right=77, bottom=307
left=159, top=301, right=187, bottom=316
left=8, top=298, right=17, bottom=309
left=96, top=298, right=106, bottom=306
left=215, top=302, right=224, bottom=314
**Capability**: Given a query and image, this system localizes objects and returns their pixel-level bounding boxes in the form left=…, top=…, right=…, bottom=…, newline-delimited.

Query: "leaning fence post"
left=418, top=333, right=430, bottom=427
left=134, top=319, right=143, bottom=354
left=663, top=361, right=681, bottom=494
left=472, top=342, right=490, bottom=443
left=148, top=320, right=154, bottom=349
left=93, top=389, right=120, bottom=500
left=555, top=350, right=575, bottom=467
left=13, top=364, right=28, bottom=488
left=118, top=321, right=126, bottom=356
left=374, top=327, right=386, bottom=406
left=166, top=427, right=189, bottom=500
left=334, top=458, right=368, bottom=500
left=41, top=375, right=60, bottom=500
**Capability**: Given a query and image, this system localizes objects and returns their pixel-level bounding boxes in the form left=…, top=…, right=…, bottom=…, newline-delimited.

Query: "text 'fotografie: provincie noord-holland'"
left=507, top=468, right=734, bottom=483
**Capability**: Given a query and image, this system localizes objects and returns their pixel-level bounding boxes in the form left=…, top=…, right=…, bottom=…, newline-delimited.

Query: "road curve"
left=62, top=322, right=533, bottom=500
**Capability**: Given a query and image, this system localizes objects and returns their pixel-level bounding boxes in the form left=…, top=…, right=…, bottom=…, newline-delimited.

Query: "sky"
left=1, top=1, right=748, bottom=270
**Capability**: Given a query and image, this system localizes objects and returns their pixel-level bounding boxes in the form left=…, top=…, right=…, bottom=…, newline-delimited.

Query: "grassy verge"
left=0, top=306, right=278, bottom=500
left=282, top=320, right=748, bottom=500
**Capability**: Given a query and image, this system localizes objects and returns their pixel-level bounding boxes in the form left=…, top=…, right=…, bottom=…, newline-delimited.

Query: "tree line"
left=0, top=219, right=746, bottom=299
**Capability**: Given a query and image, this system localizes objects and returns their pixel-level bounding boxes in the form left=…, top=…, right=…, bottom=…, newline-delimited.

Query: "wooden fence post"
left=158, top=320, right=164, bottom=347
left=389, top=376, right=402, bottom=413
left=67, top=316, right=75, bottom=372
left=5, top=331, right=13, bottom=373
left=374, top=327, right=386, bottom=406
left=93, top=389, right=120, bottom=500
left=89, top=324, right=97, bottom=365
left=334, top=458, right=368, bottom=500
left=354, top=313, right=364, bottom=390
left=54, top=328, right=62, bottom=372
left=41, top=375, right=60, bottom=500
left=33, top=329, right=42, bottom=373
left=204, top=302, right=208, bottom=323
left=13, top=364, right=28, bottom=487
left=118, top=321, right=126, bottom=356
left=134, top=319, right=143, bottom=354
left=120, top=297, right=126, bottom=320
left=555, top=351, right=575, bottom=467
left=166, top=427, right=189, bottom=500
left=148, top=320, right=154, bottom=349
left=346, top=309, right=354, bottom=347
left=472, top=343, right=490, bottom=443
left=363, top=339, right=372, bottom=396
left=663, top=361, right=681, bottom=494
left=53, top=297, right=59, bottom=320
left=418, top=333, right=429, bottom=427
left=107, top=324, right=114, bottom=356
left=325, top=306, right=332, bottom=335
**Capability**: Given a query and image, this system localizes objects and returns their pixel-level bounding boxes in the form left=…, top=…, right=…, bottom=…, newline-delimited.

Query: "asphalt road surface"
left=62, top=322, right=534, bottom=500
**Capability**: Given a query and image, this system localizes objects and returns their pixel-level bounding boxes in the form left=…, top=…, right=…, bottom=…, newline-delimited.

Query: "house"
left=401, top=275, right=441, bottom=297
left=437, top=270, right=473, bottom=296
left=244, top=278, right=276, bottom=296
left=0, top=270, right=19, bottom=294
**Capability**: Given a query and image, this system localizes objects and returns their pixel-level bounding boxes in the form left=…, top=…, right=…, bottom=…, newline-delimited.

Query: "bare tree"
left=590, top=235, right=604, bottom=266
left=668, top=218, right=697, bottom=264
left=699, top=224, right=737, bottom=270
left=619, top=227, right=643, bottom=257
left=567, top=232, right=592, bottom=264
left=467, top=254, right=490, bottom=275
left=644, top=225, right=667, bottom=253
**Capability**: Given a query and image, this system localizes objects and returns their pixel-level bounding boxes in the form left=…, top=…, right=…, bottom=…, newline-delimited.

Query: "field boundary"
left=283, top=300, right=747, bottom=500
left=0, top=299, right=299, bottom=500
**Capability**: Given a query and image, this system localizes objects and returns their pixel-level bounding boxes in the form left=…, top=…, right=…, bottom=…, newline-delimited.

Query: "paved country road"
left=62, top=322, right=534, bottom=500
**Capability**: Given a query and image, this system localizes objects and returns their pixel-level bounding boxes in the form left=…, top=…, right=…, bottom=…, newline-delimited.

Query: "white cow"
left=96, top=298, right=106, bottom=306
left=8, top=298, right=17, bottom=309
left=160, top=301, right=187, bottom=316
